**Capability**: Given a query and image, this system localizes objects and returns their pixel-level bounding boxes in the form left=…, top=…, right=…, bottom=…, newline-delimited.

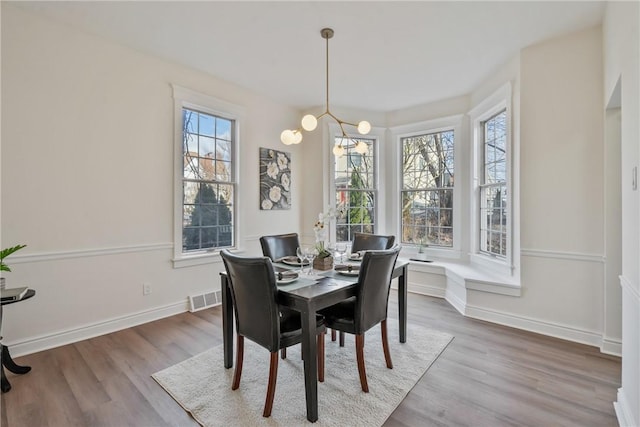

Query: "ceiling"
left=10, top=1, right=606, bottom=112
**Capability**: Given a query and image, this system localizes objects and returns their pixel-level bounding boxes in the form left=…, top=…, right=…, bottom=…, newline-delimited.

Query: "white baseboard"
left=6, top=300, right=189, bottom=357
left=601, top=337, right=622, bottom=357
left=465, top=303, right=603, bottom=348
left=614, top=387, right=637, bottom=427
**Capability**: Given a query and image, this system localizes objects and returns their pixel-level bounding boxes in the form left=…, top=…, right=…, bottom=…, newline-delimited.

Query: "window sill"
left=172, top=251, right=224, bottom=269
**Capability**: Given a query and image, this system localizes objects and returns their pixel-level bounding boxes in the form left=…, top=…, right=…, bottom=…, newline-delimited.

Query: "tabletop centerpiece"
left=312, top=206, right=343, bottom=270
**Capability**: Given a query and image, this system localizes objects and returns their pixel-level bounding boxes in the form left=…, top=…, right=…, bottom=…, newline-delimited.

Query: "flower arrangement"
left=313, top=206, right=345, bottom=258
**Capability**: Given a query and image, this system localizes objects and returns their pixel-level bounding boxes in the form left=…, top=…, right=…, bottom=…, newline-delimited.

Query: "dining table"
left=219, top=256, right=409, bottom=422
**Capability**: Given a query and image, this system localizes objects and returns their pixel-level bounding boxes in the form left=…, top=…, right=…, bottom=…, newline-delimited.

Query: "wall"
left=468, top=26, right=610, bottom=347
left=603, top=2, right=640, bottom=426
left=0, top=5, right=302, bottom=354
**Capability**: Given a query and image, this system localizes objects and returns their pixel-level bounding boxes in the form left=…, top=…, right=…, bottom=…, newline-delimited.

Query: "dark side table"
left=1, top=288, right=35, bottom=393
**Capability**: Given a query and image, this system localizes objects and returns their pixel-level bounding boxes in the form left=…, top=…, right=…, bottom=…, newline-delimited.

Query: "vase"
left=313, top=256, right=334, bottom=271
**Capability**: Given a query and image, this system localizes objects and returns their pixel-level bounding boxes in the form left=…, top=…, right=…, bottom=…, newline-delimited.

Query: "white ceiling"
left=10, top=1, right=606, bottom=112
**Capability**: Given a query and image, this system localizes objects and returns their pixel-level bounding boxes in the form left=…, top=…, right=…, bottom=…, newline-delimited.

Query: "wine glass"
left=335, top=242, right=347, bottom=264
left=305, top=246, right=318, bottom=274
left=296, top=247, right=306, bottom=274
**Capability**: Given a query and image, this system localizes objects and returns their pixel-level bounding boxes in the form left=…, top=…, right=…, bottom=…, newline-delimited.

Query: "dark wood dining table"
left=219, top=259, right=409, bottom=423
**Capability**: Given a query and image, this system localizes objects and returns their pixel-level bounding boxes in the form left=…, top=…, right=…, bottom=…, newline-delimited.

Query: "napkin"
left=334, top=264, right=359, bottom=273
left=277, top=270, right=299, bottom=280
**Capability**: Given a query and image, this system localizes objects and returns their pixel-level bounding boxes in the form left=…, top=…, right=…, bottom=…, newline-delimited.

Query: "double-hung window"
left=479, top=110, right=507, bottom=257
left=333, top=136, right=376, bottom=242
left=470, top=82, right=513, bottom=273
left=401, top=130, right=455, bottom=247
left=173, top=85, right=240, bottom=265
left=182, top=108, right=234, bottom=252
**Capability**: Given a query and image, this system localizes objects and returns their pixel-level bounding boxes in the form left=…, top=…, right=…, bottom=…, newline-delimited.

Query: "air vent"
left=189, top=290, right=221, bottom=312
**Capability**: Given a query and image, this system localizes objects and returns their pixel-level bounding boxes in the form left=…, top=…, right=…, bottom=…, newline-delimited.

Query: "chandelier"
left=280, top=28, right=370, bottom=157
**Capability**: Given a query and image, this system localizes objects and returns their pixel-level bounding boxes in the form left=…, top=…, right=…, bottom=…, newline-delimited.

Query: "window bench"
left=402, top=259, right=521, bottom=306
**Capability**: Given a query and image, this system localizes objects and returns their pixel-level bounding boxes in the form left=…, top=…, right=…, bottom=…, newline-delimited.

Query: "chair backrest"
left=220, top=250, right=281, bottom=352
left=259, top=233, right=300, bottom=261
left=354, top=246, right=401, bottom=333
left=351, top=232, right=396, bottom=252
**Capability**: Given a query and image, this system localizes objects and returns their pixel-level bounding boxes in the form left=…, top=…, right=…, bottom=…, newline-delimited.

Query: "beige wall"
left=1, top=5, right=303, bottom=351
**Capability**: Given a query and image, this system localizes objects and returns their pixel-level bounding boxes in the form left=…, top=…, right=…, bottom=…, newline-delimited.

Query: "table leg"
left=301, top=307, right=318, bottom=423
left=1, top=345, right=31, bottom=393
left=1, top=364, right=10, bottom=393
left=398, top=265, right=408, bottom=343
left=221, top=275, right=234, bottom=369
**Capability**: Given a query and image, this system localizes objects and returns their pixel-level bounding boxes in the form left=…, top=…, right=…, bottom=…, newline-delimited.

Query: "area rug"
left=152, top=321, right=453, bottom=426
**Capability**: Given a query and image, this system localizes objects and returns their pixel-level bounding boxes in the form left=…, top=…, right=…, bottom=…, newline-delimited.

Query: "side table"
left=1, top=288, right=36, bottom=393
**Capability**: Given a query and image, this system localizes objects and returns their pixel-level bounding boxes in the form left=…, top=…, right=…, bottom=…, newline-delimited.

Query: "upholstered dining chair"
left=319, top=246, right=400, bottom=393
left=351, top=232, right=396, bottom=253
left=259, top=233, right=300, bottom=262
left=259, top=232, right=303, bottom=359
left=220, top=250, right=326, bottom=417
left=329, top=232, right=396, bottom=344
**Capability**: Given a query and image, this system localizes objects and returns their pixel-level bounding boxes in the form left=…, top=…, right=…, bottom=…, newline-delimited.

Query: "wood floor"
left=1, top=293, right=621, bottom=426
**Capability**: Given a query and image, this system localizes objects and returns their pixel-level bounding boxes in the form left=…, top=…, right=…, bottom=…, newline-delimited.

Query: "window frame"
left=391, top=115, right=464, bottom=259
left=327, top=123, right=381, bottom=244
left=172, top=84, right=243, bottom=268
left=400, top=128, right=456, bottom=249
left=469, top=82, right=515, bottom=275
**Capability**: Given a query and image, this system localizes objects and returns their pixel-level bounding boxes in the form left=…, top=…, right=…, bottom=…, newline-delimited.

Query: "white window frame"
left=172, top=84, right=244, bottom=268
left=469, top=82, right=515, bottom=275
left=327, top=123, right=382, bottom=243
left=391, top=115, right=464, bottom=259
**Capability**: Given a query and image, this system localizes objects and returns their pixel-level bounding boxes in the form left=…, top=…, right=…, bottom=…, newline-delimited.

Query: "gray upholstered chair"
left=220, top=250, right=326, bottom=417
left=319, top=246, right=400, bottom=392
left=351, top=232, right=395, bottom=252
left=259, top=233, right=300, bottom=261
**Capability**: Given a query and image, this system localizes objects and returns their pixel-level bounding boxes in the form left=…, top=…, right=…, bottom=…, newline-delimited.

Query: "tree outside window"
left=182, top=108, right=234, bottom=252
left=401, top=130, right=454, bottom=247
left=334, top=137, right=376, bottom=242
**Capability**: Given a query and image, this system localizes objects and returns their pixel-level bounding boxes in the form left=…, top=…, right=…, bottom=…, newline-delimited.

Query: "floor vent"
left=189, top=290, right=221, bottom=312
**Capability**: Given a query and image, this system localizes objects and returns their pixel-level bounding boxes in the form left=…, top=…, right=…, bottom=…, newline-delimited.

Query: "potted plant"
left=0, top=244, right=26, bottom=289
left=312, top=207, right=344, bottom=270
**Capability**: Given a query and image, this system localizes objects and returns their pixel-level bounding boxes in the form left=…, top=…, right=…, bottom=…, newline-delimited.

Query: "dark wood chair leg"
left=281, top=348, right=286, bottom=359
left=381, top=319, right=393, bottom=369
left=317, top=333, right=325, bottom=382
left=331, top=329, right=336, bottom=341
left=339, top=331, right=345, bottom=347
left=263, top=352, right=279, bottom=417
left=232, top=335, right=244, bottom=390
left=355, top=334, right=369, bottom=392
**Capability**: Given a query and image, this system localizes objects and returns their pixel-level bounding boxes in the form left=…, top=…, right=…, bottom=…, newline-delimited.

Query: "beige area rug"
left=152, top=321, right=453, bottom=426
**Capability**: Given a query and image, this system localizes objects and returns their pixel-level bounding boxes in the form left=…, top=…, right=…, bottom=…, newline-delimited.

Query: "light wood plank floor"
left=1, top=294, right=621, bottom=426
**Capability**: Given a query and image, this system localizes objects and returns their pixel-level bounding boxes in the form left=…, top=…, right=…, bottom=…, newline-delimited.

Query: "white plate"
left=277, top=276, right=298, bottom=284
left=349, top=254, right=363, bottom=261
left=337, top=270, right=359, bottom=276
left=281, top=257, right=309, bottom=267
left=335, top=266, right=360, bottom=276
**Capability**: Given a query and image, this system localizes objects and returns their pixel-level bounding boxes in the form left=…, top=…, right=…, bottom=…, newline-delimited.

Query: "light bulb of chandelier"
left=293, top=130, right=303, bottom=144
left=333, top=144, right=345, bottom=157
left=301, top=114, right=318, bottom=132
left=280, top=129, right=296, bottom=145
left=354, top=140, right=369, bottom=155
left=357, top=120, right=371, bottom=135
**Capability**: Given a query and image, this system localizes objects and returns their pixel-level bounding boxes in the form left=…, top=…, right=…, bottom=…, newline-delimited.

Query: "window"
left=333, top=136, right=376, bottom=242
left=479, top=110, right=507, bottom=257
left=401, top=130, right=454, bottom=247
left=182, top=108, right=235, bottom=253
left=172, top=84, right=241, bottom=265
